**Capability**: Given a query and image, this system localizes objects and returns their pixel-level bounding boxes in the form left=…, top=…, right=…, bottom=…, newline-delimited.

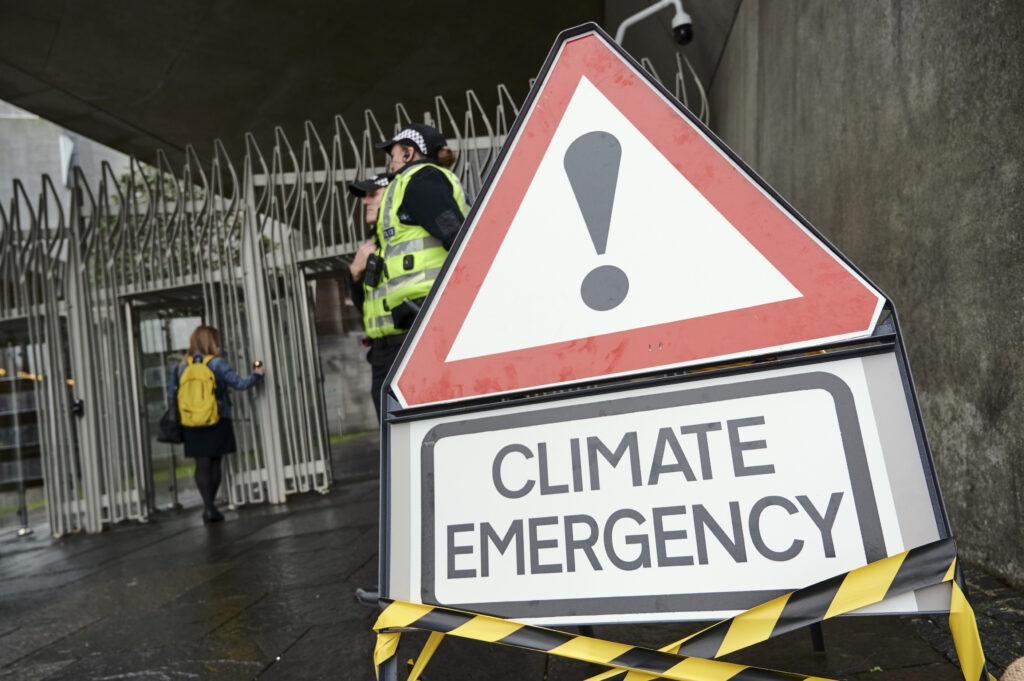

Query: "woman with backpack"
left=167, top=325, right=264, bottom=523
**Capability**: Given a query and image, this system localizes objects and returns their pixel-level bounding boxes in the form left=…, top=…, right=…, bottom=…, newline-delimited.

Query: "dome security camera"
left=614, top=1, right=696, bottom=47
left=671, top=7, right=694, bottom=45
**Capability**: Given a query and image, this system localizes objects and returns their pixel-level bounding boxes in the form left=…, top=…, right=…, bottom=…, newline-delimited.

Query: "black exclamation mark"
left=564, top=131, right=628, bottom=311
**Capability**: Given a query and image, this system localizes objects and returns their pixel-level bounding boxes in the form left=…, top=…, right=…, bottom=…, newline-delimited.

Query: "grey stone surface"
left=1, top=433, right=1021, bottom=680
left=703, top=1, right=1024, bottom=590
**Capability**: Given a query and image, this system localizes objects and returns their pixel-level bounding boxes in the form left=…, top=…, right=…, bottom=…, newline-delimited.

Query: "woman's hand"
left=254, top=366, right=265, bottom=376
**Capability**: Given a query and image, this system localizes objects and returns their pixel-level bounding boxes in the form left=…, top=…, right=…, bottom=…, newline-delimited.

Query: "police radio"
left=364, top=254, right=385, bottom=287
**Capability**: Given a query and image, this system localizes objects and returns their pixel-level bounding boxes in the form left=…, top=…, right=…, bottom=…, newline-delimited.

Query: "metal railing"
left=0, top=52, right=704, bottom=535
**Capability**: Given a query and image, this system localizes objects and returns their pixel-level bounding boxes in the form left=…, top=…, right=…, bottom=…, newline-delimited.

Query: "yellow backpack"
left=177, top=355, right=219, bottom=427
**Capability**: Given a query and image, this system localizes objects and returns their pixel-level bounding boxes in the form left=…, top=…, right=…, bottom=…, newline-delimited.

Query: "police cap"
left=375, top=123, right=447, bottom=156
left=348, top=173, right=391, bottom=198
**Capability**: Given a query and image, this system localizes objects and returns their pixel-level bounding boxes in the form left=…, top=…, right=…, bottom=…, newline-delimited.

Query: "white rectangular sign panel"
left=385, top=349, right=948, bottom=624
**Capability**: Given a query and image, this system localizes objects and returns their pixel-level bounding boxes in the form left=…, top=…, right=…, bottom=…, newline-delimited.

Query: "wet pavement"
left=1, top=433, right=1021, bottom=680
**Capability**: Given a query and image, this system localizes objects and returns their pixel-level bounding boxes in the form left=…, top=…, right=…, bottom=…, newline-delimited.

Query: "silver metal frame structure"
left=0, top=55, right=704, bottom=536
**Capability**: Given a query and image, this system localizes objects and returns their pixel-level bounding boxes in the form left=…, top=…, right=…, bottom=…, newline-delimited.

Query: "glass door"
left=137, top=308, right=203, bottom=511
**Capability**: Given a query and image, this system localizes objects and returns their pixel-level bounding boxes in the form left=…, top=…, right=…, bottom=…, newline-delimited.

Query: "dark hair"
left=397, top=141, right=456, bottom=169
left=435, top=145, right=456, bottom=169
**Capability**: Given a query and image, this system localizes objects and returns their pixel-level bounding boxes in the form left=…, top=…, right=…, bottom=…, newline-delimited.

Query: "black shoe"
left=354, top=586, right=380, bottom=607
left=202, top=508, right=225, bottom=523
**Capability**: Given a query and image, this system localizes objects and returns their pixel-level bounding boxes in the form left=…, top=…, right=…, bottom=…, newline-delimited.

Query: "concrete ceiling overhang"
left=0, top=1, right=605, bottom=165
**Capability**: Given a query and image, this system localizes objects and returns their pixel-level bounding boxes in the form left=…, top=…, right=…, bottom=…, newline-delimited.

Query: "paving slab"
left=0, top=433, right=1020, bottom=680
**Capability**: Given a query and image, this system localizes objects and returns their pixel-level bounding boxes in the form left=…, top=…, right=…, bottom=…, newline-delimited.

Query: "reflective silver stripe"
left=384, top=267, right=442, bottom=294
left=367, top=265, right=443, bottom=301
left=379, top=180, right=401, bottom=244
left=386, top=271, right=427, bottom=294
left=383, top=236, right=443, bottom=258
left=368, top=313, right=393, bottom=329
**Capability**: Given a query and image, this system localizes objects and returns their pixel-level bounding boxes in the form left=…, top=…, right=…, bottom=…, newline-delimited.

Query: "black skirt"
left=182, top=418, right=237, bottom=458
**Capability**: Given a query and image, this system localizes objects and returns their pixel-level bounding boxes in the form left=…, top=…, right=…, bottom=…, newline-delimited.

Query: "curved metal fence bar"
left=0, top=56, right=700, bottom=535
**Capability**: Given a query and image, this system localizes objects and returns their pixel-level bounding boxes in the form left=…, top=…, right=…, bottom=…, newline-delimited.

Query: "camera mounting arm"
left=614, top=0, right=693, bottom=46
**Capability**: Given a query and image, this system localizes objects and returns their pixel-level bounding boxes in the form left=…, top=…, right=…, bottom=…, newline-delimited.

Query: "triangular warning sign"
left=389, top=24, right=885, bottom=409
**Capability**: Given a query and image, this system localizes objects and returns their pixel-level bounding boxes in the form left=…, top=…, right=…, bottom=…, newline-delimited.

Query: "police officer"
left=348, top=123, right=468, bottom=418
left=348, top=172, right=390, bottom=297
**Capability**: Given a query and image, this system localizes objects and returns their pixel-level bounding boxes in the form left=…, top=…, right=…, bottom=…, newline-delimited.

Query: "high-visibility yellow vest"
left=362, top=163, right=467, bottom=338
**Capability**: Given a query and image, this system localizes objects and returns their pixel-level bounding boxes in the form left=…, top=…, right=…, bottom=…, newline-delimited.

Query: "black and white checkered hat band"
left=392, top=128, right=427, bottom=154
left=372, top=175, right=389, bottom=187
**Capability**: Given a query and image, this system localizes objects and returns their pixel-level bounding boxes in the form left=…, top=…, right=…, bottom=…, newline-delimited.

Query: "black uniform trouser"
left=368, top=341, right=403, bottom=419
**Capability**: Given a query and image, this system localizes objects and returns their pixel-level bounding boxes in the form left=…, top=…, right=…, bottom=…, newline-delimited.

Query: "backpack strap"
left=201, top=355, right=214, bottom=366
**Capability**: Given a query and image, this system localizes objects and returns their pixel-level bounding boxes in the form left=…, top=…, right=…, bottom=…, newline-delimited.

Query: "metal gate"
left=0, top=56, right=705, bottom=535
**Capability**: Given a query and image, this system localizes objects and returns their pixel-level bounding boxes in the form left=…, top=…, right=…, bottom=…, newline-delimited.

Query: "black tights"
left=193, top=456, right=223, bottom=511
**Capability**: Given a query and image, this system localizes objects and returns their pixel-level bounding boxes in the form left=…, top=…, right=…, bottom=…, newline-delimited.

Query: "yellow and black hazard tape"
left=372, top=536, right=996, bottom=681
left=373, top=599, right=834, bottom=681
left=583, top=537, right=995, bottom=681
left=630, top=537, right=959, bottom=660
left=949, top=573, right=996, bottom=681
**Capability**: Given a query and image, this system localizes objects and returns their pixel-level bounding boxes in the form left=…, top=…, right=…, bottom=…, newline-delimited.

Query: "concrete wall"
left=0, top=101, right=62, bottom=213
left=0, top=99, right=128, bottom=213
left=707, top=1, right=1024, bottom=587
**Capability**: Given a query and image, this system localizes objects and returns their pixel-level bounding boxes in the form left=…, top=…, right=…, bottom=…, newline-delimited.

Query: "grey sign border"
left=420, top=371, right=886, bottom=619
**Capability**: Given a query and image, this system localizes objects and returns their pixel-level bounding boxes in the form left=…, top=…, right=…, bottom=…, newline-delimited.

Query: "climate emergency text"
left=443, top=416, right=847, bottom=579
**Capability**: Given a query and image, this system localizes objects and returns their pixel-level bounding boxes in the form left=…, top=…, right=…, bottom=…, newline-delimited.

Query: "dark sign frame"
left=374, top=21, right=952, bottom=681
